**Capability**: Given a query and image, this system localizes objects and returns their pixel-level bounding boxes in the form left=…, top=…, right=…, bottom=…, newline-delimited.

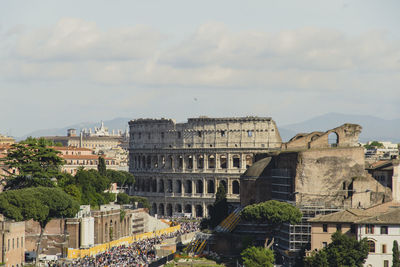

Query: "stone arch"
left=197, top=155, right=204, bottom=169
left=232, top=180, right=240, bottom=194
left=187, top=155, right=193, bottom=169
left=184, top=204, right=192, bottom=214
left=166, top=203, right=173, bottom=217
left=151, top=179, right=157, bottom=192
left=175, top=204, right=182, bottom=213
left=175, top=180, right=182, bottom=193
left=152, top=203, right=157, bottom=215
left=208, top=155, right=215, bottom=169
left=158, top=203, right=165, bottom=216
left=196, top=180, right=204, bottom=194
left=220, top=155, right=227, bottom=169
left=167, top=179, right=173, bottom=193
left=207, top=180, right=215, bottom=194
left=186, top=180, right=192, bottom=194
left=146, top=155, right=151, bottom=169
left=195, top=205, right=203, bottom=217
left=158, top=179, right=164, bottom=193
left=328, top=132, right=339, bottom=147
left=245, top=155, right=253, bottom=168
left=152, top=156, right=158, bottom=168
left=232, top=155, right=240, bottom=168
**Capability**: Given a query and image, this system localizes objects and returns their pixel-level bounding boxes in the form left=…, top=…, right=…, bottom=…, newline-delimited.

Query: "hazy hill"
left=19, top=113, right=400, bottom=143
left=279, top=113, right=400, bottom=143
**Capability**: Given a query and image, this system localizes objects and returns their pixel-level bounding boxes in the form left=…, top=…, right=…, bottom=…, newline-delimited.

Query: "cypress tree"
left=98, top=156, right=107, bottom=176
left=393, top=240, right=400, bottom=267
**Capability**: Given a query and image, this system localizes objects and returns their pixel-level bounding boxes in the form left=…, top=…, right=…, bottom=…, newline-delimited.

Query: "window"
left=323, top=224, right=328, bottom=232
left=366, top=224, right=374, bottom=234
left=198, top=131, right=202, bottom=137
left=138, top=133, right=141, bottom=139
left=368, top=240, right=375, bottom=253
left=221, top=131, right=226, bottom=137
left=17, top=237, right=19, bottom=248
left=247, top=130, right=253, bottom=137
left=350, top=224, right=356, bottom=234
left=336, top=224, right=342, bottom=232
left=381, top=226, right=388, bottom=235
left=384, top=260, right=389, bottom=267
left=322, top=242, right=327, bottom=248
left=161, top=132, right=164, bottom=139
left=382, top=244, right=387, bottom=253
left=177, top=132, right=181, bottom=138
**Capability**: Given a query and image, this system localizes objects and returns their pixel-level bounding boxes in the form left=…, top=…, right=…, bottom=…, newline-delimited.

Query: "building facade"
left=0, top=215, right=25, bottom=267
left=128, top=117, right=282, bottom=217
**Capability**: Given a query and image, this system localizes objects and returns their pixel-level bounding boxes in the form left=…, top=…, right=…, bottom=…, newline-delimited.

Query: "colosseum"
left=128, top=116, right=282, bottom=217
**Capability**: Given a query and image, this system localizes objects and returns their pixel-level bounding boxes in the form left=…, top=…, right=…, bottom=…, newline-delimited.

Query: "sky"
left=1, top=0, right=399, bottom=137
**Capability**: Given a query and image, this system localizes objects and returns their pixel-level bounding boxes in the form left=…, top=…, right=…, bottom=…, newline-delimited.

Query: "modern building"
left=128, top=116, right=282, bottom=218
left=309, top=202, right=400, bottom=267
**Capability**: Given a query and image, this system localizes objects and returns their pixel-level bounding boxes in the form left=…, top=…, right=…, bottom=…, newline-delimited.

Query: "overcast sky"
left=1, top=0, right=399, bottom=137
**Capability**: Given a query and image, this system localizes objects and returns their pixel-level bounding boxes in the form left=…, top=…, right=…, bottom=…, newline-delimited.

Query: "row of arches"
left=152, top=203, right=212, bottom=218
left=135, top=178, right=240, bottom=195
left=131, top=153, right=254, bottom=171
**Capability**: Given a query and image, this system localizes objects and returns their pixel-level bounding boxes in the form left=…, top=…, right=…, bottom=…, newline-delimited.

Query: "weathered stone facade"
left=128, top=116, right=282, bottom=217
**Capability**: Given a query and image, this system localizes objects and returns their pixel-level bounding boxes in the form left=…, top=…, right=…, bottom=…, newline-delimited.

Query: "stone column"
left=204, top=154, right=208, bottom=169
left=202, top=178, right=206, bottom=195
left=192, top=155, right=197, bottom=171
left=181, top=179, right=185, bottom=195
left=215, top=153, right=219, bottom=170
left=240, top=153, right=246, bottom=170
left=227, top=152, right=231, bottom=170
left=182, top=154, right=186, bottom=171
left=191, top=179, right=195, bottom=196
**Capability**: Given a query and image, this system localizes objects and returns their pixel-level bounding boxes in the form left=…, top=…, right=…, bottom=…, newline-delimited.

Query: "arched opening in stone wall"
left=184, top=204, right=192, bottom=214
left=140, top=179, right=145, bottom=192
left=175, top=204, right=182, bottom=213
left=141, top=156, right=145, bottom=168
left=195, top=205, right=203, bottom=217
left=232, top=180, right=240, bottom=194
left=186, top=180, right=192, bottom=194
left=197, top=155, right=204, bottom=169
left=161, top=155, right=165, bottom=168
left=158, top=180, right=164, bottom=193
left=220, top=155, right=227, bottom=169
left=246, top=155, right=253, bottom=168
left=167, top=179, right=173, bottom=193
left=188, top=156, right=193, bottom=169
left=151, top=179, right=157, bottom=192
left=207, top=205, right=213, bottom=217
left=146, top=156, right=151, bottom=169
left=105, top=222, right=108, bottom=242
left=152, top=203, right=157, bottom=215
left=220, top=180, right=227, bottom=191
left=175, top=180, right=182, bottom=193
left=207, top=180, right=215, bottom=194
left=196, top=180, right=203, bottom=194
left=166, top=204, right=173, bottom=217
left=178, top=156, right=183, bottom=169
left=168, top=155, right=173, bottom=169
left=145, top=179, right=150, bottom=192
left=232, top=155, right=240, bottom=168
left=153, top=156, right=158, bottom=168
left=158, top=203, right=165, bottom=216
left=328, top=132, right=339, bottom=147
left=208, top=155, right=215, bottom=169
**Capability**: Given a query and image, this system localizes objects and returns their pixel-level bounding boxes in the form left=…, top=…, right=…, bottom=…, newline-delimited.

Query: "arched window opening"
left=175, top=204, right=182, bottom=213
left=151, top=179, right=157, bottom=192
left=220, top=155, right=227, bottom=169
left=246, top=155, right=253, bottom=168
left=220, top=180, right=227, bottom=191
left=232, top=180, right=240, bottom=194
left=188, top=156, right=193, bottom=169
left=175, top=180, right=182, bottom=193
left=208, top=155, right=215, bottom=169
left=178, top=156, right=183, bottom=169
left=158, top=180, right=164, bottom=193
left=232, top=155, right=240, bottom=168
left=158, top=204, right=165, bottom=216
left=146, top=156, right=151, bottom=169
left=197, top=155, right=204, bottom=169
left=186, top=180, right=192, bottom=194
left=167, top=179, right=173, bottom=193
left=368, top=240, right=375, bottom=253
left=328, top=132, right=339, bottom=147
left=166, top=204, right=173, bottom=217
left=196, top=180, right=203, bottom=194
left=152, top=203, right=157, bottom=215
left=184, top=204, right=192, bottom=214
left=207, top=180, right=215, bottom=194
left=195, top=205, right=203, bottom=217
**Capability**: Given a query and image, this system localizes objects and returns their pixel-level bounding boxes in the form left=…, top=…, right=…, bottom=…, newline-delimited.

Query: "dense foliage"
left=116, top=193, right=150, bottom=209
left=1, top=138, right=64, bottom=189
left=364, top=141, right=384, bottom=149
left=98, top=156, right=107, bottom=176
left=241, top=200, right=302, bottom=225
left=304, top=231, right=369, bottom=267
left=208, top=185, right=229, bottom=228
left=394, top=240, right=400, bottom=267
left=241, top=246, right=274, bottom=267
left=106, top=169, right=135, bottom=187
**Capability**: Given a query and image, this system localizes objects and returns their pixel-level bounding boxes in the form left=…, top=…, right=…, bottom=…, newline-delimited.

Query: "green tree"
left=130, top=196, right=150, bottom=210
left=241, top=246, right=274, bottom=267
left=393, top=240, right=400, bottom=267
left=304, top=231, right=368, bottom=267
left=0, top=187, right=79, bottom=262
left=241, top=200, right=302, bottom=248
left=116, top=193, right=130, bottom=204
left=1, top=138, right=64, bottom=189
left=209, top=185, right=229, bottom=228
left=106, top=170, right=135, bottom=187
left=364, top=141, right=384, bottom=149
left=97, top=156, right=107, bottom=176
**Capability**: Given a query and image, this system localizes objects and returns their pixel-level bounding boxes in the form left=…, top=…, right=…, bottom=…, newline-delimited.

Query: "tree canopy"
left=364, top=141, right=384, bottom=149
left=98, top=156, right=107, bottom=176
left=241, top=246, right=274, bottom=267
left=304, top=231, right=369, bottom=267
left=1, top=138, right=64, bottom=189
left=393, top=240, right=400, bottom=267
left=241, top=200, right=302, bottom=225
left=106, top=169, right=135, bottom=187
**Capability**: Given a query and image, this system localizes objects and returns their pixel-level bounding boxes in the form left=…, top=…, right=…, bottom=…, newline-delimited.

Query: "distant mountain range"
left=19, top=113, right=400, bottom=143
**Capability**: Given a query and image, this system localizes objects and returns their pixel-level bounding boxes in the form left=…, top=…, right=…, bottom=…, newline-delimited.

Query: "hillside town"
left=0, top=118, right=399, bottom=267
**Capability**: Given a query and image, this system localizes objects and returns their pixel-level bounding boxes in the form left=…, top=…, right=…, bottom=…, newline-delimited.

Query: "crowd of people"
left=47, top=221, right=199, bottom=267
